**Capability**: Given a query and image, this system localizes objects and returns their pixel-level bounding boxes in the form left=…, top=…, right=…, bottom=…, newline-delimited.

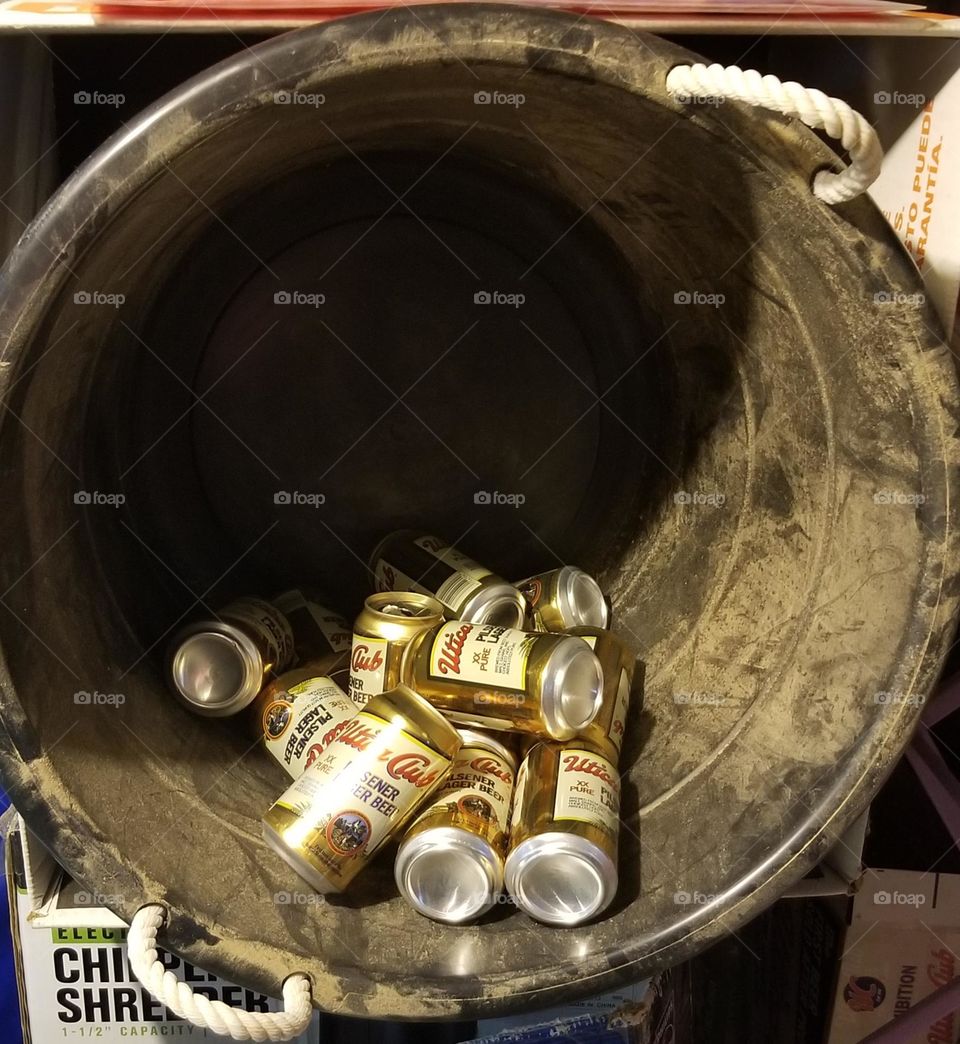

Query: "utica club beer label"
left=269, top=709, right=454, bottom=890
left=260, top=676, right=357, bottom=778
left=349, top=636, right=388, bottom=705
left=429, top=622, right=534, bottom=691
left=505, top=742, right=620, bottom=925
left=409, top=740, right=514, bottom=853
left=222, top=597, right=295, bottom=668
left=554, top=748, right=620, bottom=834
left=407, top=622, right=602, bottom=739
left=396, top=730, right=517, bottom=921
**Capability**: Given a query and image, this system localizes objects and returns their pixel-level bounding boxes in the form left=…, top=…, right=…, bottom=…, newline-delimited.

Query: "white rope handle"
left=128, top=905, right=313, bottom=1041
left=666, top=63, right=883, bottom=204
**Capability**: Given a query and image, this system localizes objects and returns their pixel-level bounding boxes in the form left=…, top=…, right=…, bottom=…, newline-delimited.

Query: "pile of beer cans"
left=166, top=532, right=641, bottom=927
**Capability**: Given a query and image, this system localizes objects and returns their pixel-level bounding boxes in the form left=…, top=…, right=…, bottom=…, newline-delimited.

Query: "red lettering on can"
left=387, top=752, right=441, bottom=788
left=305, top=718, right=354, bottom=767
left=352, top=644, right=384, bottom=673
left=337, top=718, right=380, bottom=751
left=435, top=624, right=472, bottom=676
left=928, top=948, right=956, bottom=989
left=562, top=754, right=618, bottom=789
left=470, top=755, right=513, bottom=785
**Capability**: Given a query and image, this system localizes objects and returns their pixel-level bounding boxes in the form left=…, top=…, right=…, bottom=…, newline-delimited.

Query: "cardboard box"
left=826, top=868, right=960, bottom=1044
left=868, top=60, right=960, bottom=337
left=3, top=811, right=321, bottom=1042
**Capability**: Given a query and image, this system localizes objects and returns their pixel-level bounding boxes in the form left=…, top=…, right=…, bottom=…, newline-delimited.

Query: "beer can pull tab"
left=128, top=904, right=313, bottom=1040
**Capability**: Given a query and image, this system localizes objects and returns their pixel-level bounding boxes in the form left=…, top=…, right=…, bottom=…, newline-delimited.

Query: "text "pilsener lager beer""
left=262, top=685, right=461, bottom=892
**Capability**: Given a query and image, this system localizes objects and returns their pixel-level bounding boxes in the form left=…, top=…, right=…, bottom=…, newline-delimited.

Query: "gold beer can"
left=262, top=684, right=461, bottom=893
left=402, top=621, right=603, bottom=741
left=515, top=567, right=609, bottom=632
left=167, top=596, right=295, bottom=717
left=566, top=627, right=638, bottom=764
left=505, top=741, right=620, bottom=926
left=250, top=654, right=356, bottom=779
left=395, top=729, right=517, bottom=924
left=370, top=531, right=526, bottom=627
left=349, top=592, right=445, bottom=707
left=272, top=589, right=351, bottom=663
